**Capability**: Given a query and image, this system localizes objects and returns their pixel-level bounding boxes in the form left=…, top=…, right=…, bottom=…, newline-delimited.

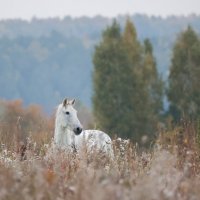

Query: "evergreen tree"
left=121, top=19, right=149, bottom=141
left=168, top=26, right=200, bottom=120
left=142, top=39, right=163, bottom=134
left=93, top=20, right=135, bottom=138
left=122, top=21, right=163, bottom=142
left=93, top=19, right=163, bottom=144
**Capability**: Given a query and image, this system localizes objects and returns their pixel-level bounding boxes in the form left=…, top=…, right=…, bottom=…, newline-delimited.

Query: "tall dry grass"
left=0, top=100, right=200, bottom=200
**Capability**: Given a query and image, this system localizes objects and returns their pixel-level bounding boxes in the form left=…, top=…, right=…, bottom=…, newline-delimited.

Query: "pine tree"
left=93, top=20, right=131, bottom=136
left=122, top=20, right=163, bottom=142
left=121, top=19, right=148, bottom=141
left=141, top=39, right=163, bottom=136
left=168, top=26, right=200, bottom=120
left=93, top=19, right=163, bottom=144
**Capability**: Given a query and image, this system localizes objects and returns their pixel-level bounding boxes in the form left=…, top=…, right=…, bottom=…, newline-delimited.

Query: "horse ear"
left=71, top=99, right=75, bottom=105
left=62, top=98, right=68, bottom=107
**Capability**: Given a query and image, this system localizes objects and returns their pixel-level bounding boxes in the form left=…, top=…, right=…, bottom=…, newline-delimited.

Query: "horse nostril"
left=77, top=127, right=82, bottom=132
left=75, top=127, right=82, bottom=135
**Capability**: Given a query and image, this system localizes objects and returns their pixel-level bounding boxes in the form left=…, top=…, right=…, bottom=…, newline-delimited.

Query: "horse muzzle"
left=73, top=127, right=83, bottom=135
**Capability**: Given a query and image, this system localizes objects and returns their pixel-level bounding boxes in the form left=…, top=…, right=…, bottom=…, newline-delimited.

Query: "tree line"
left=92, top=20, right=200, bottom=145
left=1, top=15, right=200, bottom=112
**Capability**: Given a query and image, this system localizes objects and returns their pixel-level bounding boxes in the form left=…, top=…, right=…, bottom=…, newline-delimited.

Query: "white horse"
left=54, top=98, right=113, bottom=156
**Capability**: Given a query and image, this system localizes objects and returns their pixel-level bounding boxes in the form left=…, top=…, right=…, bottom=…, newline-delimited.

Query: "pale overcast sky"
left=0, top=0, right=200, bottom=20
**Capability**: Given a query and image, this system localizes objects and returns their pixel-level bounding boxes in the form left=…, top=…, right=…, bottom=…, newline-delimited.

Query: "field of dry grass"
left=0, top=100, right=200, bottom=200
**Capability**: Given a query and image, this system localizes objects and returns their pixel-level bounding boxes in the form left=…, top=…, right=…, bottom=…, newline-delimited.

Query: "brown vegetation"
left=0, top=99, right=53, bottom=153
left=0, top=100, right=200, bottom=200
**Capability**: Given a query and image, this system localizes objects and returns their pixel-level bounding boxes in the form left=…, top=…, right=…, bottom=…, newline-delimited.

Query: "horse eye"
left=65, top=111, right=70, bottom=115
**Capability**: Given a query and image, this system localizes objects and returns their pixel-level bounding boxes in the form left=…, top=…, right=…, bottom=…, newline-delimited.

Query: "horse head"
left=56, top=98, right=83, bottom=135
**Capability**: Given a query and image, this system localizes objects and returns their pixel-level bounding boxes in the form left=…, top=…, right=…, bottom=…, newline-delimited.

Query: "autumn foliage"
left=0, top=99, right=54, bottom=151
left=0, top=99, right=200, bottom=199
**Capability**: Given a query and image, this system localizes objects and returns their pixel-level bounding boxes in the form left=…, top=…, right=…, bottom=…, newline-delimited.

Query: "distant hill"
left=0, top=14, right=200, bottom=112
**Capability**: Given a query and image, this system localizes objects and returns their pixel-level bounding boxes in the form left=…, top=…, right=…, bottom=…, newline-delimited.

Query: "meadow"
left=0, top=100, right=200, bottom=200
